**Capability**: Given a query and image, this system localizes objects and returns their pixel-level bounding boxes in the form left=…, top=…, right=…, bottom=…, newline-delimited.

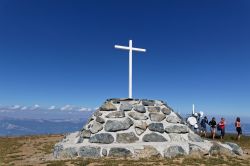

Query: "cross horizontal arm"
left=131, top=47, right=146, bottom=52
left=114, top=45, right=146, bottom=52
left=114, top=45, right=130, bottom=50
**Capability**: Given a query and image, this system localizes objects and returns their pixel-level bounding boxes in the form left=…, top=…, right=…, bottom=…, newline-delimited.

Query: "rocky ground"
left=0, top=134, right=249, bottom=166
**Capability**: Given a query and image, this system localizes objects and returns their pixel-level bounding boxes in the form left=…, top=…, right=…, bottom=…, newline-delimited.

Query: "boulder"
left=117, top=132, right=139, bottom=143
left=161, top=107, right=171, bottom=115
left=225, top=142, right=243, bottom=156
left=96, top=116, right=105, bottom=123
left=135, top=128, right=145, bottom=136
left=53, top=144, right=64, bottom=158
left=104, top=118, right=133, bottom=132
left=94, top=111, right=102, bottom=116
left=134, top=121, right=148, bottom=130
left=142, top=99, right=155, bottom=106
left=149, top=113, right=166, bottom=122
left=134, top=105, right=146, bottom=113
left=106, top=111, right=125, bottom=118
left=164, top=145, right=186, bottom=158
left=147, top=106, right=160, bottom=113
left=143, top=132, right=167, bottom=142
left=100, top=102, right=117, bottom=111
left=89, top=121, right=103, bottom=134
left=128, top=111, right=148, bottom=120
left=165, top=124, right=189, bottom=133
left=169, top=133, right=187, bottom=142
left=108, top=148, right=132, bottom=157
left=89, top=133, right=114, bottom=144
left=189, top=143, right=209, bottom=157
left=135, top=145, right=161, bottom=158
left=209, top=142, right=234, bottom=156
left=148, top=123, right=164, bottom=133
left=78, top=146, right=101, bottom=157
left=120, top=103, right=133, bottom=111
left=188, top=133, right=203, bottom=142
left=166, top=116, right=181, bottom=123
left=61, top=147, right=78, bottom=158
left=102, top=148, right=107, bottom=156
left=81, top=130, right=91, bottom=138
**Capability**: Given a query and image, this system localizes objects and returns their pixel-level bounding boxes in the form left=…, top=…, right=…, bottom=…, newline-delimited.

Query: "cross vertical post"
left=129, top=40, right=132, bottom=98
left=114, top=40, right=146, bottom=98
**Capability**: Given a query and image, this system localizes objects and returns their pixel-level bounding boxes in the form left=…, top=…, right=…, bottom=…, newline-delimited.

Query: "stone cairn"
left=54, top=98, right=243, bottom=158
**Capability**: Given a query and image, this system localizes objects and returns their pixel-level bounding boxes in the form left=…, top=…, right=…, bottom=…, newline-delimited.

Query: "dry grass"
left=0, top=134, right=249, bottom=166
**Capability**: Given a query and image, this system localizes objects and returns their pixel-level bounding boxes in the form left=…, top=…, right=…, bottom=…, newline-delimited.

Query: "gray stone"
left=148, top=123, right=164, bottom=133
left=120, top=103, right=133, bottom=111
left=76, top=136, right=84, bottom=143
left=188, top=133, right=203, bottom=142
left=89, top=121, right=103, bottom=134
left=108, top=148, right=132, bottom=157
left=169, top=133, right=187, bottom=142
left=104, top=118, right=134, bottom=132
left=135, top=128, right=145, bottom=135
left=117, top=132, right=139, bottom=143
left=166, top=115, right=181, bottom=123
left=61, top=147, right=78, bottom=158
left=128, top=111, right=148, bottom=120
left=89, top=133, right=114, bottom=144
left=78, top=146, right=101, bottom=157
left=165, top=124, right=189, bottom=133
left=154, top=100, right=165, bottom=107
left=106, top=111, right=125, bottom=118
left=147, top=106, right=160, bottom=113
left=142, top=100, right=155, bottom=106
left=225, top=142, right=243, bottom=156
left=53, top=144, right=63, bottom=158
left=189, top=144, right=209, bottom=157
left=81, top=130, right=91, bottom=138
left=149, top=113, right=166, bottom=122
left=161, top=107, right=171, bottom=115
left=102, top=149, right=107, bottom=156
left=209, top=142, right=234, bottom=156
left=94, top=110, right=102, bottom=116
left=135, top=145, right=161, bottom=158
left=134, top=121, right=148, bottom=130
left=134, top=105, right=146, bottom=113
left=143, top=132, right=167, bottom=142
left=100, top=102, right=117, bottom=111
left=96, top=116, right=105, bottom=123
left=164, top=145, right=186, bottom=158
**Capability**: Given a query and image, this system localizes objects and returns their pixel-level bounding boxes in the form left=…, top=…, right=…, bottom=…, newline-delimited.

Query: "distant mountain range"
left=0, top=105, right=249, bottom=136
left=0, top=105, right=93, bottom=136
left=0, top=117, right=87, bottom=136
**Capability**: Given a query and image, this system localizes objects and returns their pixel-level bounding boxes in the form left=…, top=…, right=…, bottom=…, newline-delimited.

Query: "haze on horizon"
left=0, top=0, right=249, bottom=118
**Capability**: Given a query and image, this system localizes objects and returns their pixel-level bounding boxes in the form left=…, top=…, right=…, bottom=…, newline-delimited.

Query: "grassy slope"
left=0, top=134, right=249, bottom=166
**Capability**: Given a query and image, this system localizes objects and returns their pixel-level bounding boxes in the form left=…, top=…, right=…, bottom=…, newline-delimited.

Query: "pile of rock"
left=54, top=98, right=243, bottom=158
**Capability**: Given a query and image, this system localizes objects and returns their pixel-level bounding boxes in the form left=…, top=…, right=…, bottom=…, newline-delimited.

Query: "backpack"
left=217, top=124, right=221, bottom=131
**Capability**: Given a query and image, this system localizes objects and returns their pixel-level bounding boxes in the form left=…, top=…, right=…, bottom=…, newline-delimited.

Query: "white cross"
left=114, top=40, right=146, bottom=98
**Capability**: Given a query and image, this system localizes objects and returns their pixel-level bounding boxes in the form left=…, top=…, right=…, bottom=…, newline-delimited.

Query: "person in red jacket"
left=218, top=117, right=226, bottom=139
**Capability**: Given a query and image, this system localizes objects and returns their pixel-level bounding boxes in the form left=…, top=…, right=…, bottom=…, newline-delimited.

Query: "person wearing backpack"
left=209, top=117, right=217, bottom=140
left=218, top=117, right=226, bottom=139
left=200, top=116, right=208, bottom=137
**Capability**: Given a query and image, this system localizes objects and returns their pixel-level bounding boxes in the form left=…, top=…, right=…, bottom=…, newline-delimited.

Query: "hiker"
left=209, top=117, right=216, bottom=140
left=218, top=117, right=226, bottom=139
left=235, top=117, right=242, bottom=140
left=200, top=116, right=208, bottom=137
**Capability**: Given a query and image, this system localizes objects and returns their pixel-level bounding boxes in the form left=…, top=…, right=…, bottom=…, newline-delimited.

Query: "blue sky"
left=0, top=0, right=249, bottom=117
